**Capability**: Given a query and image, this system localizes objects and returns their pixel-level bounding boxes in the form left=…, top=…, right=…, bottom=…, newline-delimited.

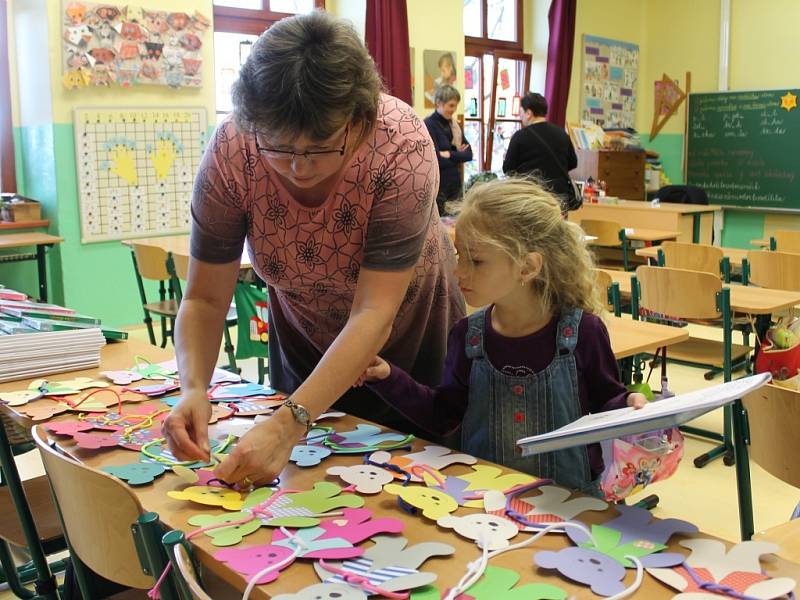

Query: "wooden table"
left=0, top=219, right=49, bottom=230
left=0, top=339, right=173, bottom=599
left=121, top=235, right=253, bottom=269
left=0, top=232, right=63, bottom=302
left=755, top=519, right=800, bottom=564
left=5, top=343, right=800, bottom=598
left=635, top=245, right=749, bottom=268
left=606, top=314, right=689, bottom=359
left=570, top=201, right=720, bottom=244
left=751, top=238, right=770, bottom=248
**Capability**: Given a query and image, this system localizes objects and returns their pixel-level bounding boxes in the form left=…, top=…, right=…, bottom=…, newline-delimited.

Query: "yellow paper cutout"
left=149, top=137, right=178, bottom=181
left=780, top=91, right=797, bottom=112
left=108, top=144, right=139, bottom=185
left=383, top=483, right=458, bottom=520
left=459, top=465, right=536, bottom=509
left=167, top=485, right=245, bottom=511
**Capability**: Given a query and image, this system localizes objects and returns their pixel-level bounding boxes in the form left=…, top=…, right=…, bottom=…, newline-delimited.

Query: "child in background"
left=359, top=178, right=646, bottom=493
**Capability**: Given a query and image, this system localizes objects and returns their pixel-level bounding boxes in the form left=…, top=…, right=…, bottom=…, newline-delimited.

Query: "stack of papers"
left=517, top=373, right=771, bottom=456
left=0, top=328, right=106, bottom=382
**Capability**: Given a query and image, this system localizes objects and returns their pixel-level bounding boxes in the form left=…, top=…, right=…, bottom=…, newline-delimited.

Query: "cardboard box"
left=0, top=194, right=41, bottom=222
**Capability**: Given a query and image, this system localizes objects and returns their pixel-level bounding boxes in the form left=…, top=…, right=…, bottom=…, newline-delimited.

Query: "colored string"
left=65, top=387, right=123, bottom=415
left=362, top=457, right=412, bottom=485
left=241, top=527, right=307, bottom=600
left=317, top=558, right=409, bottom=599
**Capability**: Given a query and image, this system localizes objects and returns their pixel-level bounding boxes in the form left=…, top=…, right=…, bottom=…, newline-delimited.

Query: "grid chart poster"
left=581, top=35, right=639, bottom=129
left=74, top=107, right=207, bottom=243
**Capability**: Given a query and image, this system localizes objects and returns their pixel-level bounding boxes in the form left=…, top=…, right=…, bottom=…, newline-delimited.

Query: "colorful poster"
left=580, top=35, right=639, bottom=129
left=62, top=3, right=209, bottom=90
left=73, top=107, right=207, bottom=243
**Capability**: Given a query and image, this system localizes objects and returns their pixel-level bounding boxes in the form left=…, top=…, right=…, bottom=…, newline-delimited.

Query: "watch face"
left=293, top=404, right=311, bottom=424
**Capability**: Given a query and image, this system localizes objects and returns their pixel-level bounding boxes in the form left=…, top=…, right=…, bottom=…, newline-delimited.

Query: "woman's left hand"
left=627, top=393, right=648, bottom=409
left=214, top=407, right=305, bottom=487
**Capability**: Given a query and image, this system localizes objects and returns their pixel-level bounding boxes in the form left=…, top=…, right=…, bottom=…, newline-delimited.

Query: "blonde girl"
left=361, top=178, right=644, bottom=492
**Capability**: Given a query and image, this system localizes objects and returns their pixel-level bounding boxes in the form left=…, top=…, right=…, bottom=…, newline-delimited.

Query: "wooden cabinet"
left=570, top=149, right=645, bottom=201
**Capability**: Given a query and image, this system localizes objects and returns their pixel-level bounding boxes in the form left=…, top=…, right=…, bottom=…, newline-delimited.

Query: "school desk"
left=635, top=245, right=749, bottom=268
left=570, top=201, right=720, bottom=244
left=57, top=405, right=800, bottom=598
left=0, top=219, right=49, bottom=230
left=121, top=235, right=253, bottom=269
left=0, top=232, right=63, bottom=302
left=606, top=314, right=689, bottom=359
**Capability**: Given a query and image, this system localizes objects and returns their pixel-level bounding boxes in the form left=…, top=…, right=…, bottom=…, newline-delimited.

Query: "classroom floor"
left=2, top=320, right=797, bottom=598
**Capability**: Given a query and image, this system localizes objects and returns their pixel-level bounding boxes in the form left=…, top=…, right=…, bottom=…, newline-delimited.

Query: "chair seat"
left=0, top=475, right=64, bottom=547
left=667, top=337, right=750, bottom=368
left=143, top=299, right=179, bottom=317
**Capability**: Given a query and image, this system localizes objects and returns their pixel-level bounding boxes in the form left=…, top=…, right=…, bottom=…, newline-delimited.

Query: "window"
left=463, top=0, right=523, bottom=51
left=463, top=0, right=529, bottom=176
left=213, top=0, right=323, bottom=122
left=0, top=0, right=16, bottom=192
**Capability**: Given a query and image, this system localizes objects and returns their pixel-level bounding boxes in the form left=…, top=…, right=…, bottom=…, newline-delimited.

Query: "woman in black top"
left=424, top=85, right=473, bottom=215
left=503, top=92, right=577, bottom=199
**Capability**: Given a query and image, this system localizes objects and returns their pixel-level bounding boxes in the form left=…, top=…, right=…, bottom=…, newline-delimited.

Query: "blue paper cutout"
left=101, top=461, right=166, bottom=485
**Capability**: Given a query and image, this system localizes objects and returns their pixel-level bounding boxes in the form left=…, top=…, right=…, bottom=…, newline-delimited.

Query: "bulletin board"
left=580, top=35, right=639, bottom=129
left=74, top=107, right=208, bottom=244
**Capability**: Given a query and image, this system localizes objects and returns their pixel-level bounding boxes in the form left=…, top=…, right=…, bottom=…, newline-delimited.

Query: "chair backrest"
left=660, top=241, right=723, bottom=275
left=743, top=384, right=800, bottom=489
left=132, top=243, right=170, bottom=281
left=594, top=269, right=615, bottom=313
left=746, top=250, right=800, bottom=291
left=581, top=219, right=622, bottom=247
left=172, top=252, right=190, bottom=281
left=32, top=426, right=153, bottom=589
left=635, top=265, right=722, bottom=319
left=772, top=230, right=800, bottom=254
left=174, top=543, right=213, bottom=600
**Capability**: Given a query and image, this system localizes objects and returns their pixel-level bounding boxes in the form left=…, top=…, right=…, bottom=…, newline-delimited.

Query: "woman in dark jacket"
left=424, top=85, right=473, bottom=215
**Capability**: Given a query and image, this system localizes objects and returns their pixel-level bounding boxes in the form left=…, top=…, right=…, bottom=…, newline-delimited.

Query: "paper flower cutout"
left=780, top=91, right=797, bottom=112
left=101, top=461, right=166, bottom=485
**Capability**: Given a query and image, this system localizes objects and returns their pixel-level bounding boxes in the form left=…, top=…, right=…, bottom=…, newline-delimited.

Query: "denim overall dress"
left=460, top=306, right=594, bottom=492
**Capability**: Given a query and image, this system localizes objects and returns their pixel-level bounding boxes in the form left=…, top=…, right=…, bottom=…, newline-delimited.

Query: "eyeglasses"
left=254, top=125, right=349, bottom=161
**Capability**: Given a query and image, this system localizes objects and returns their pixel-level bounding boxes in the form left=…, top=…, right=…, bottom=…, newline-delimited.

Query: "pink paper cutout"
left=72, top=431, right=121, bottom=450
left=45, top=420, right=94, bottom=436
left=214, top=545, right=296, bottom=584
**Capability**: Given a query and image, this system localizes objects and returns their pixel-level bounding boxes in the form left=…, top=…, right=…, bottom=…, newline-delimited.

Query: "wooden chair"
left=162, top=529, right=245, bottom=600
left=131, top=243, right=178, bottom=347
left=594, top=269, right=621, bottom=316
left=632, top=266, right=750, bottom=462
left=743, top=383, right=800, bottom=562
left=581, top=219, right=632, bottom=271
left=770, top=230, right=800, bottom=253
left=656, top=241, right=731, bottom=282
left=32, top=426, right=178, bottom=599
left=166, top=252, right=240, bottom=374
left=743, top=250, right=800, bottom=291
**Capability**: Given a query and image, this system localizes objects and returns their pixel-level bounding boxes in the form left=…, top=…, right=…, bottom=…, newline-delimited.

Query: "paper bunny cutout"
left=314, top=535, right=455, bottom=593
left=100, top=370, right=143, bottom=385
left=437, top=491, right=519, bottom=550
left=457, top=465, right=536, bottom=508
left=168, top=485, right=245, bottom=510
left=455, top=565, right=567, bottom=600
left=383, top=483, right=459, bottom=520
left=242, top=483, right=364, bottom=528
left=326, top=463, right=395, bottom=494
left=647, top=539, right=797, bottom=599
left=493, top=485, right=607, bottom=531
left=214, top=545, right=296, bottom=584
left=187, top=512, right=262, bottom=547
left=100, top=461, right=166, bottom=485
left=370, top=446, right=476, bottom=482
left=535, top=505, right=698, bottom=596
left=290, top=444, right=332, bottom=467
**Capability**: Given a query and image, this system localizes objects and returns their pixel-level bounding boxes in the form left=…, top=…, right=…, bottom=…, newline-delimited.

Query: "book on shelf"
left=516, top=373, right=771, bottom=457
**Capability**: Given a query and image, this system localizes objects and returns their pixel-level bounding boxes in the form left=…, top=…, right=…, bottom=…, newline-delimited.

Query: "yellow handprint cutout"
left=149, top=137, right=178, bottom=181
left=108, top=144, right=138, bottom=186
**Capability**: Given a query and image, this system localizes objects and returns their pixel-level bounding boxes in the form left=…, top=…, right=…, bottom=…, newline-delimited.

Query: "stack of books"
left=0, top=291, right=109, bottom=382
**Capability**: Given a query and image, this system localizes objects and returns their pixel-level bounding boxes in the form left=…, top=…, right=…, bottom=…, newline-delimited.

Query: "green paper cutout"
left=464, top=566, right=566, bottom=600
left=100, top=461, right=166, bottom=485
left=284, top=482, right=364, bottom=514
left=187, top=512, right=262, bottom=546
left=243, top=486, right=274, bottom=509
left=410, top=586, right=440, bottom=600
left=579, top=524, right=667, bottom=567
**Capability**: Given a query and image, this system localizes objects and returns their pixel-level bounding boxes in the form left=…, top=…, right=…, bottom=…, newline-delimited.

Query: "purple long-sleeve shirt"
left=368, top=308, right=630, bottom=476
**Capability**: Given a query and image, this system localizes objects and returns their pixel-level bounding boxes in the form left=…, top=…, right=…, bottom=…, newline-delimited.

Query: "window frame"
left=465, top=0, right=524, bottom=52
left=213, top=0, right=325, bottom=35
left=0, top=0, right=17, bottom=193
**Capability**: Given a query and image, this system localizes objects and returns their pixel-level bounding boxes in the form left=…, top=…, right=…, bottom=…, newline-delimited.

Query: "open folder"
left=516, top=373, right=772, bottom=457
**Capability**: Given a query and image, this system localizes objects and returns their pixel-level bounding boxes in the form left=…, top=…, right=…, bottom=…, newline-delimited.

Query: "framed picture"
left=497, top=98, right=507, bottom=118
left=512, top=95, right=521, bottom=116
left=423, top=49, right=458, bottom=108
left=468, top=97, right=478, bottom=117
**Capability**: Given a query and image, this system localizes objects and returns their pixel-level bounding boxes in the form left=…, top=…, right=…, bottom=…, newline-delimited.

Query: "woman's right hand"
left=162, top=391, right=212, bottom=461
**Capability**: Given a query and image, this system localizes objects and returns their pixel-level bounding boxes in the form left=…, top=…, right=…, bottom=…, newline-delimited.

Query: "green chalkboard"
left=686, top=89, right=800, bottom=210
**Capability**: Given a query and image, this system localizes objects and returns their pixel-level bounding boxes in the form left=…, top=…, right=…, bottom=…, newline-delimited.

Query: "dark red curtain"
left=365, top=0, right=412, bottom=105
left=544, top=0, right=577, bottom=127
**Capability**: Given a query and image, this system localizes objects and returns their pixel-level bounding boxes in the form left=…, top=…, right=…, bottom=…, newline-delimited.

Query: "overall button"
left=512, top=384, right=524, bottom=396
left=562, top=326, right=574, bottom=337
left=469, top=335, right=480, bottom=346
left=513, top=411, right=525, bottom=423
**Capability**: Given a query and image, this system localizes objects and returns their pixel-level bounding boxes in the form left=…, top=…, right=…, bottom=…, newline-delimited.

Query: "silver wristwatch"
left=282, top=397, right=312, bottom=432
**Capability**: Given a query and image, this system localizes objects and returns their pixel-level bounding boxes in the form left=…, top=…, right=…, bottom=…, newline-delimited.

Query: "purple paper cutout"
left=585, top=46, right=599, bottom=55
left=595, top=56, right=609, bottom=63
left=566, top=505, right=698, bottom=548
left=535, top=547, right=626, bottom=597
